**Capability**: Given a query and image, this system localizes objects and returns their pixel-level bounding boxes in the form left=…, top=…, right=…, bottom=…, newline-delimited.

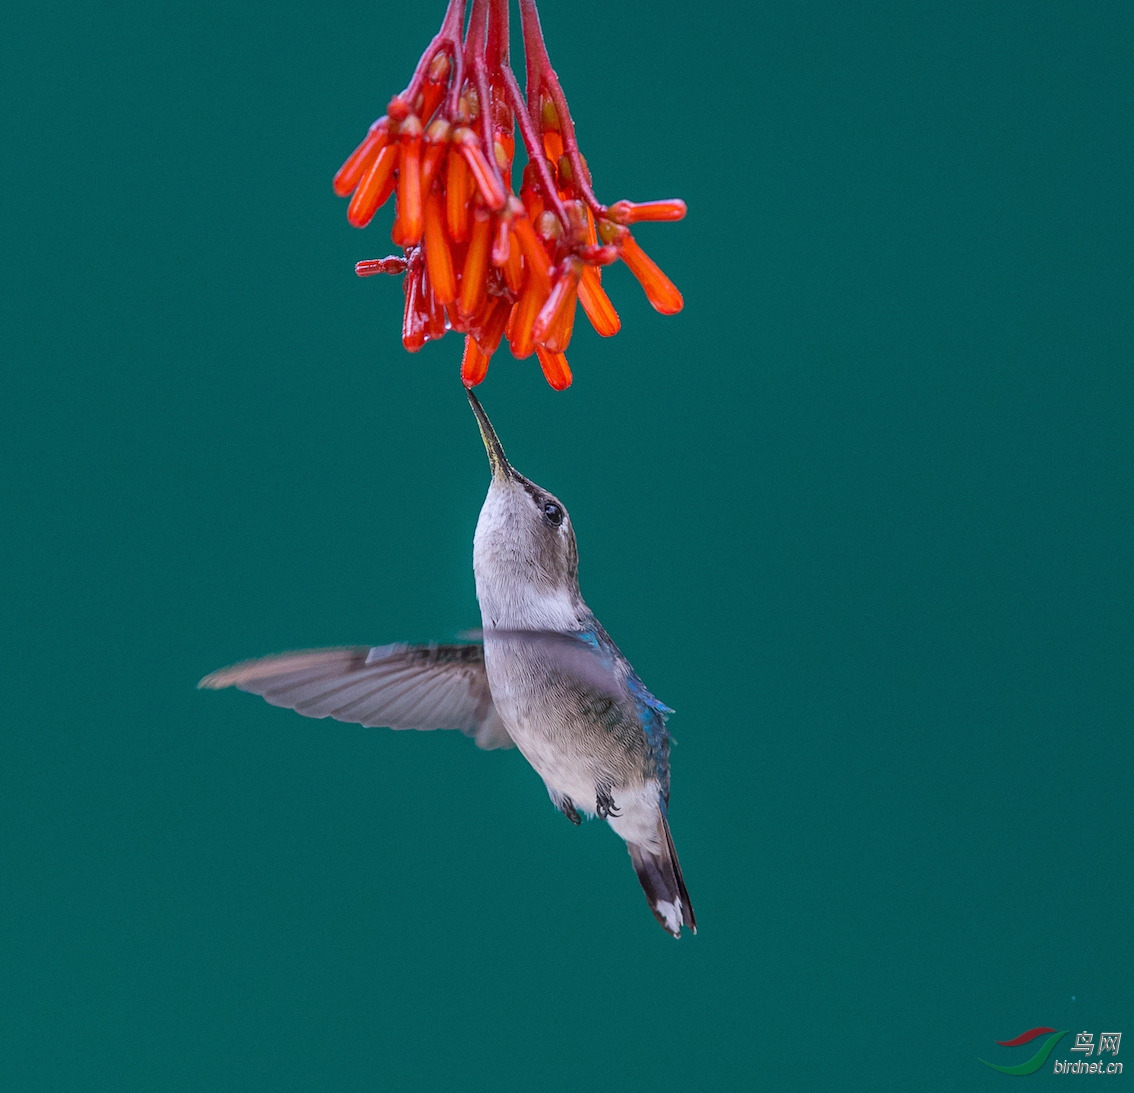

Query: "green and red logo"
left=979, top=1027, right=1068, bottom=1075
left=980, top=1027, right=1123, bottom=1075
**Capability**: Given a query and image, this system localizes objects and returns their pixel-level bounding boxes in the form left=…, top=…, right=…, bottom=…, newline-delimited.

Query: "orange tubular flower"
left=347, top=144, right=398, bottom=229
left=458, top=209, right=493, bottom=318
left=508, top=270, right=550, bottom=360
left=535, top=346, right=572, bottom=390
left=334, top=120, right=390, bottom=198
left=422, top=190, right=457, bottom=304
left=618, top=233, right=684, bottom=316
left=445, top=153, right=472, bottom=243
left=461, top=334, right=491, bottom=386
left=472, top=294, right=510, bottom=355
left=577, top=265, right=620, bottom=337
left=395, top=117, right=425, bottom=245
left=502, top=231, right=524, bottom=295
left=532, top=258, right=582, bottom=348
left=333, top=0, right=686, bottom=390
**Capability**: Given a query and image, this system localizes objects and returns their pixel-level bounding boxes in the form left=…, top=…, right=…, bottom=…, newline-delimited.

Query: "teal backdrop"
left=2, top=1, right=1131, bottom=1089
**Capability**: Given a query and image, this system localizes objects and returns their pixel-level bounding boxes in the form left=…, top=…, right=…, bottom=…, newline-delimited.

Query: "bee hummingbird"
left=200, top=390, right=695, bottom=938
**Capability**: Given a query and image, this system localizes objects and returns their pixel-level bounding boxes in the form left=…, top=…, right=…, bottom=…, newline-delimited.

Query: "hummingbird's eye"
left=541, top=500, right=564, bottom=527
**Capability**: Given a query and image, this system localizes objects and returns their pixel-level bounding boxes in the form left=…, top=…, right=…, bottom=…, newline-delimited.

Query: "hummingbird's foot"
left=549, top=789, right=583, bottom=825
left=595, top=789, right=621, bottom=820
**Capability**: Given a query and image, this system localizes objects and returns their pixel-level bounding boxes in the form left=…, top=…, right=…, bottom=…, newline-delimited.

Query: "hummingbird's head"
left=467, top=390, right=583, bottom=630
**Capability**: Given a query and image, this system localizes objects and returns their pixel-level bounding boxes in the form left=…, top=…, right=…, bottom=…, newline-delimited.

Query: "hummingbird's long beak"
left=467, top=389, right=515, bottom=480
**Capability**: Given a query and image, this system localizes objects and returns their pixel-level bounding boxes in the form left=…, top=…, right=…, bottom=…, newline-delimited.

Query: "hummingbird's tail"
left=627, top=817, right=696, bottom=939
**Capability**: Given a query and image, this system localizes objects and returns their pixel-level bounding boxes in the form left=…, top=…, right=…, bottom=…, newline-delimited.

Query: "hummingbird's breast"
left=481, top=634, right=652, bottom=808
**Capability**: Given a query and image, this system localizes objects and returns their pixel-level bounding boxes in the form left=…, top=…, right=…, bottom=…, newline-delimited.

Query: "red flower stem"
left=446, top=45, right=466, bottom=118
left=486, top=0, right=508, bottom=73
left=398, top=0, right=466, bottom=113
left=501, top=66, right=570, bottom=229
left=463, top=0, right=499, bottom=164
left=518, top=0, right=605, bottom=216
left=486, top=0, right=515, bottom=181
left=463, top=0, right=488, bottom=83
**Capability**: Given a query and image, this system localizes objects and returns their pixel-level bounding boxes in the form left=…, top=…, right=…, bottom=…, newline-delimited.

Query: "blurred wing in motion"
left=198, top=644, right=513, bottom=750
left=468, top=628, right=628, bottom=701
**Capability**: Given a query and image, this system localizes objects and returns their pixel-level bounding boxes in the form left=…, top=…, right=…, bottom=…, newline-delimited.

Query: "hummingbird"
left=199, top=390, right=696, bottom=938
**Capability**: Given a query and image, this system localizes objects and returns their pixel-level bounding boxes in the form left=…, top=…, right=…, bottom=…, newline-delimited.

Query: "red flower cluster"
left=334, top=0, right=685, bottom=390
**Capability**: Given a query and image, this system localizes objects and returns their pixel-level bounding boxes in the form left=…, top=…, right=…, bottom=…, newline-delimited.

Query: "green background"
left=3, top=0, right=1131, bottom=1088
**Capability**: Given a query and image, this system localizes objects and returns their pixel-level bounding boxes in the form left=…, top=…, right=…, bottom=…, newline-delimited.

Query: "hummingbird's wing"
left=198, top=644, right=513, bottom=750
left=468, top=628, right=630, bottom=703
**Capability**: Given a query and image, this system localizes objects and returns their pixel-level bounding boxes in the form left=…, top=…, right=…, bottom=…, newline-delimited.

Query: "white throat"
left=472, top=485, right=584, bottom=631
